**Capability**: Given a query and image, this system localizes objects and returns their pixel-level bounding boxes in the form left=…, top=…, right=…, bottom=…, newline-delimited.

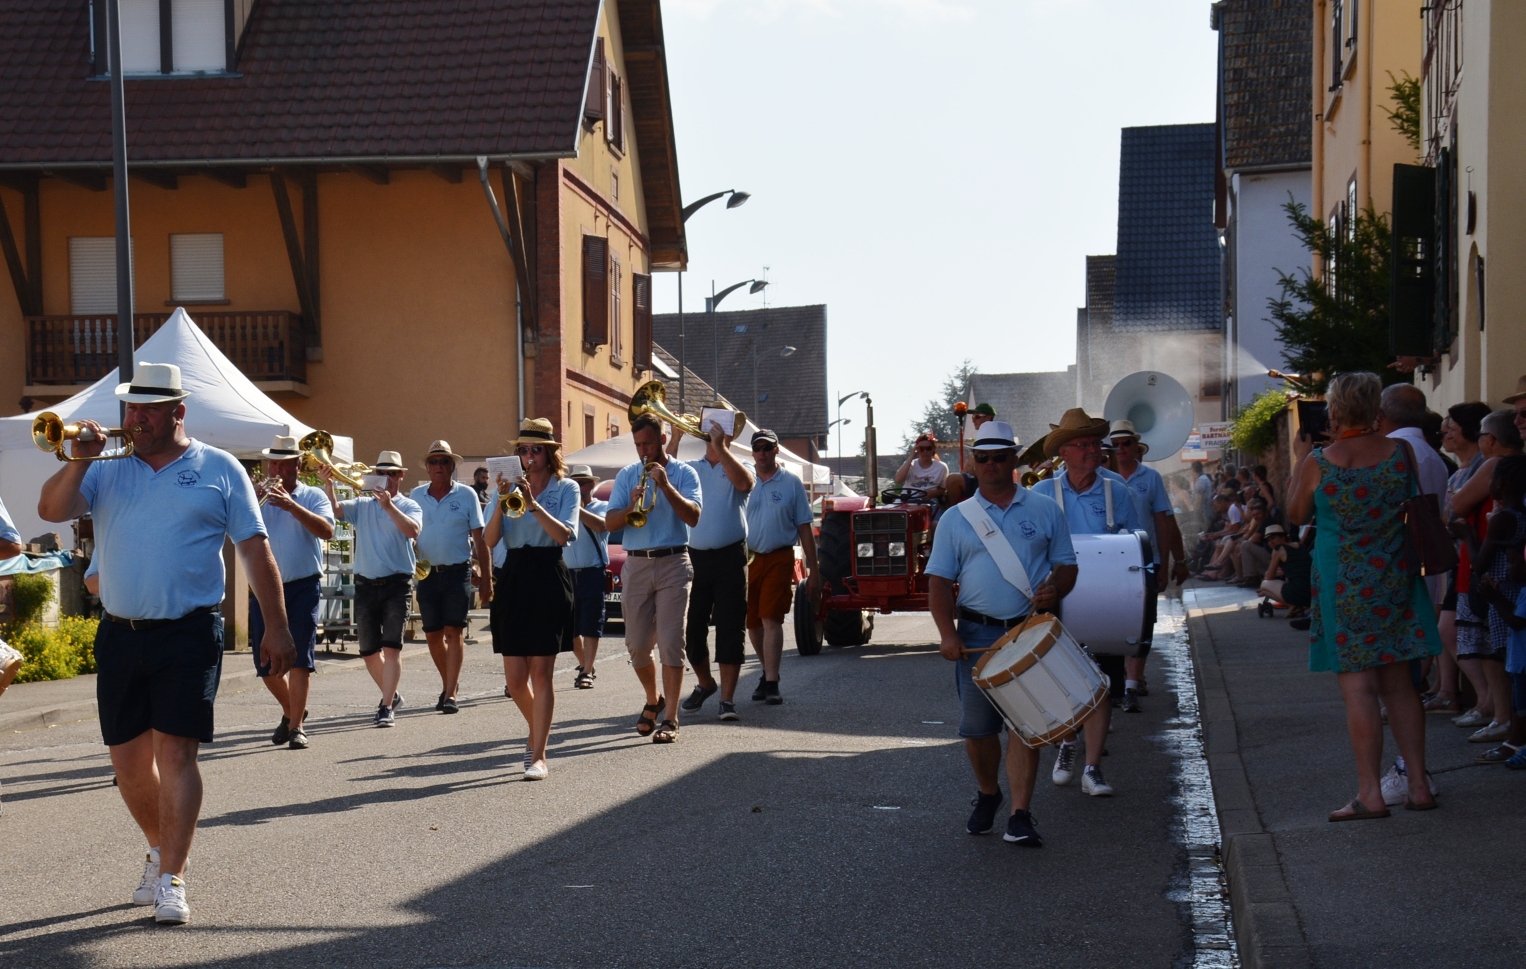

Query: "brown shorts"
left=747, top=547, right=796, bottom=628
left=623, top=552, right=693, bottom=669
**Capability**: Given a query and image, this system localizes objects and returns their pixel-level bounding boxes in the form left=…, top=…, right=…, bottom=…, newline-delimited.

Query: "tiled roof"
left=966, top=369, right=1077, bottom=453
left=0, top=0, right=600, bottom=164
left=1217, top=0, right=1312, bottom=171
left=1112, top=124, right=1223, bottom=332
left=1086, top=255, right=1116, bottom=326
left=650, top=343, right=730, bottom=411
left=652, top=304, right=828, bottom=441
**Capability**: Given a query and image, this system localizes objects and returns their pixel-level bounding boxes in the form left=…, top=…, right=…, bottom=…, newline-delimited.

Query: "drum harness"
left=1049, top=474, right=1118, bottom=533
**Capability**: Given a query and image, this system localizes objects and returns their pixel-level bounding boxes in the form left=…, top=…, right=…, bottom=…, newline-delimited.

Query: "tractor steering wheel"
left=882, top=487, right=934, bottom=506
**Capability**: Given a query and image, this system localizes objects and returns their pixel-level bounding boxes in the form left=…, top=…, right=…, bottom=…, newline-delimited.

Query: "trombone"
left=32, top=411, right=140, bottom=462
left=298, top=430, right=374, bottom=490
left=628, top=380, right=746, bottom=442
left=625, top=463, right=659, bottom=528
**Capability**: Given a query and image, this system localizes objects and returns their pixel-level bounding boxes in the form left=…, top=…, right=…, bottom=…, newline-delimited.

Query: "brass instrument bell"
left=628, top=380, right=746, bottom=442
left=499, top=487, right=528, bottom=519
left=625, top=463, right=659, bottom=528
left=32, top=411, right=139, bottom=462
left=414, top=558, right=432, bottom=581
left=298, top=430, right=374, bottom=490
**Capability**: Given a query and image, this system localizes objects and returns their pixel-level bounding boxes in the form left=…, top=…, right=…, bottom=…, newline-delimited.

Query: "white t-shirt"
left=1226, top=502, right=1243, bottom=525
left=904, top=458, right=948, bottom=491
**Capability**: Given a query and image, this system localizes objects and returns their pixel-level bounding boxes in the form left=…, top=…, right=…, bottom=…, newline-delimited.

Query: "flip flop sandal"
left=1476, top=742, right=1523, bottom=764
left=1328, top=799, right=1391, bottom=822
left=652, top=719, right=679, bottom=744
left=636, top=698, right=663, bottom=737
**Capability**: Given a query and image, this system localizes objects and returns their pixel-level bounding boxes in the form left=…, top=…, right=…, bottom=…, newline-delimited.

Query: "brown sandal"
left=652, top=719, right=679, bottom=744
left=636, top=697, right=663, bottom=737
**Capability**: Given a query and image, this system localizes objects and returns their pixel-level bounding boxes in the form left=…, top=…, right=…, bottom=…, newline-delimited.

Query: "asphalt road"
left=2, top=611, right=1208, bottom=969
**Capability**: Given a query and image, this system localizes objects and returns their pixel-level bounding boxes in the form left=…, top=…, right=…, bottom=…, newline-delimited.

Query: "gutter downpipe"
left=478, top=156, right=526, bottom=425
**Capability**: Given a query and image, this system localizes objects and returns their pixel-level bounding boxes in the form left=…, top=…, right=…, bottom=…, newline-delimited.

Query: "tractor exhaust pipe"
left=865, top=395, right=878, bottom=507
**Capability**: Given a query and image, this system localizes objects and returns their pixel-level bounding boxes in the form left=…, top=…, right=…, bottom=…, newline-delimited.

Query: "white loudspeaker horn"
left=1103, top=371, right=1194, bottom=459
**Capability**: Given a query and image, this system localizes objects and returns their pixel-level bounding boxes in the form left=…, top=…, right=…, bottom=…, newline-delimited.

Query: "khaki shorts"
left=622, top=552, right=693, bottom=668
left=747, top=548, right=797, bottom=628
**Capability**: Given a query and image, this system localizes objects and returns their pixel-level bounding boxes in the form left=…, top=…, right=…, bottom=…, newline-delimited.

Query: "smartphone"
left=1297, top=399, right=1330, bottom=443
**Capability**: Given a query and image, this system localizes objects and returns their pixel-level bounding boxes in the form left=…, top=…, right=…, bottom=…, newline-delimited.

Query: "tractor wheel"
left=817, top=511, right=873, bottom=647
left=794, top=583, right=823, bottom=656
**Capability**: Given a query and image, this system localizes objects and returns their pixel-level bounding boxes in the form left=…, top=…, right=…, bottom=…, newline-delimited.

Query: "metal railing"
left=1423, top=0, right=1464, bottom=164
left=25, top=311, right=306, bottom=386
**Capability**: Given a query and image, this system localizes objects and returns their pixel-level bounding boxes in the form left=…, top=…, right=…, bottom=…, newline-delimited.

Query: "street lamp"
left=836, top=391, right=867, bottom=484
left=676, top=189, right=749, bottom=414
left=705, top=278, right=769, bottom=401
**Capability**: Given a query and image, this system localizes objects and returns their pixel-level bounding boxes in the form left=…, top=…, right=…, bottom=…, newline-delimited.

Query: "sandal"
left=574, top=671, right=594, bottom=689
left=1507, top=749, right=1526, bottom=770
left=1476, top=742, right=1523, bottom=765
left=1328, top=799, right=1390, bottom=822
left=636, top=698, right=663, bottom=737
left=652, top=719, right=679, bottom=744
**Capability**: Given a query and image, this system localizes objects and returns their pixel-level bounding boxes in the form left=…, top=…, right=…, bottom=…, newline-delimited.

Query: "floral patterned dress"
left=1308, top=445, right=1442, bottom=673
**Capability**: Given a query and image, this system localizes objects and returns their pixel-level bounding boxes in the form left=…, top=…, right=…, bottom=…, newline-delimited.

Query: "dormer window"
left=92, top=0, right=240, bottom=76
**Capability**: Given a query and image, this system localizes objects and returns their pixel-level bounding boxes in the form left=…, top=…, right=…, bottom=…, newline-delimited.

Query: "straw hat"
left=569, top=465, right=599, bottom=482
left=373, top=451, right=406, bottom=471
left=423, top=440, right=463, bottom=464
left=1107, top=419, right=1150, bottom=455
left=260, top=435, right=302, bottom=460
left=967, top=421, right=1019, bottom=451
left=510, top=417, right=560, bottom=449
left=115, top=362, right=190, bottom=403
left=1503, top=374, right=1526, bottom=405
left=1042, top=408, right=1112, bottom=458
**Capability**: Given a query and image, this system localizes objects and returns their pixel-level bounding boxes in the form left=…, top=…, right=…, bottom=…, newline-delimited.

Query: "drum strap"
left=956, top=499, right=1035, bottom=600
left=1051, top=475, right=1116, bottom=532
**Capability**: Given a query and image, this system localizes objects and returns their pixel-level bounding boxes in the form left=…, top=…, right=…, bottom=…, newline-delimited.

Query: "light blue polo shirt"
left=563, top=497, right=610, bottom=569
left=79, top=439, right=265, bottom=620
left=495, top=476, right=580, bottom=550
left=336, top=494, right=423, bottom=579
left=1119, top=463, right=1172, bottom=564
left=686, top=457, right=752, bottom=549
left=0, top=497, right=19, bottom=547
left=1029, top=467, right=1142, bottom=536
left=410, top=481, right=485, bottom=566
left=610, top=458, right=702, bottom=551
left=926, top=488, right=1076, bottom=620
left=746, top=467, right=813, bottom=554
left=261, top=482, right=334, bottom=582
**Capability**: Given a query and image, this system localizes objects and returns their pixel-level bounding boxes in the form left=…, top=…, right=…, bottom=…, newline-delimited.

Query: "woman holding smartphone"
left=484, top=418, right=579, bottom=780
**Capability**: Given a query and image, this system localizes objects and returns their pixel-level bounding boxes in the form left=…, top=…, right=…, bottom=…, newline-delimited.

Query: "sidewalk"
left=1185, top=582, right=1526, bottom=969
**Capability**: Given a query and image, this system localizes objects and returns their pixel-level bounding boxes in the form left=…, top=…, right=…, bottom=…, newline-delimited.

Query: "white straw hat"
left=114, top=362, right=190, bottom=403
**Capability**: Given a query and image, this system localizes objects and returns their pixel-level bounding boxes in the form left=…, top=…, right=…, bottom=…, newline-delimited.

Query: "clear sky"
left=653, top=0, right=1219, bottom=453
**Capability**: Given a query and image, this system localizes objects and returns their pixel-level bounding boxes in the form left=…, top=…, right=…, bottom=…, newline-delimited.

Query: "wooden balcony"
left=24, top=311, right=308, bottom=398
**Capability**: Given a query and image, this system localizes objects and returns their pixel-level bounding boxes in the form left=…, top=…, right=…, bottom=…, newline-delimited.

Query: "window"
left=606, top=70, right=625, bottom=152
left=95, top=0, right=226, bottom=75
left=632, top=272, right=653, bottom=371
left=120, top=0, right=161, bottom=73
left=584, top=409, right=596, bottom=448
left=170, top=233, right=225, bottom=302
left=1200, top=343, right=1223, bottom=400
left=584, top=38, right=606, bottom=124
left=69, top=237, right=133, bottom=315
left=172, top=0, right=226, bottom=72
left=1346, top=178, right=1358, bottom=241
left=1329, top=0, right=1357, bottom=90
left=609, top=255, right=623, bottom=363
left=582, top=235, right=609, bottom=347
left=610, top=169, right=619, bottom=203
left=608, top=417, right=621, bottom=439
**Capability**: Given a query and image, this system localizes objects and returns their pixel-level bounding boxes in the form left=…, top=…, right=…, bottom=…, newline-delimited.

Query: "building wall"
left=1228, top=168, right=1311, bottom=407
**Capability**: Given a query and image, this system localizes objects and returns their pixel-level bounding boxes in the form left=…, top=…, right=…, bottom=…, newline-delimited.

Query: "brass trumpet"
left=298, top=430, right=374, bottom=489
left=499, top=487, right=528, bottom=519
left=415, top=558, right=432, bottom=581
left=625, top=463, right=659, bottom=528
left=628, top=380, right=746, bottom=442
left=32, top=411, right=140, bottom=462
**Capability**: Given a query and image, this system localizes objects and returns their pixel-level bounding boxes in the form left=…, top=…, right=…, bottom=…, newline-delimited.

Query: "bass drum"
left=1058, top=530, right=1153, bottom=657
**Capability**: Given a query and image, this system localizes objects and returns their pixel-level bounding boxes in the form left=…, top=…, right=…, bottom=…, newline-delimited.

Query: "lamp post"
left=677, top=190, right=749, bottom=414
left=704, top=277, right=768, bottom=402
left=836, top=391, right=866, bottom=485
left=105, top=0, right=135, bottom=417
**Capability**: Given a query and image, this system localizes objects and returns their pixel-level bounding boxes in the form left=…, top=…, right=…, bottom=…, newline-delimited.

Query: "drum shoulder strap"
left=956, top=499, right=1035, bottom=600
left=1104, top=477, right=1115, bottom=532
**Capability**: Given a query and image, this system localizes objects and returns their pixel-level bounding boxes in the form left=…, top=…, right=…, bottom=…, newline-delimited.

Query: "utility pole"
left=106, top=0, right=135, bottom=416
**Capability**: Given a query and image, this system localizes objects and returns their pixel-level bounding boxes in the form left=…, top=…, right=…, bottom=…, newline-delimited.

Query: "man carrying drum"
left=927, top=421, right=1077, bottom=847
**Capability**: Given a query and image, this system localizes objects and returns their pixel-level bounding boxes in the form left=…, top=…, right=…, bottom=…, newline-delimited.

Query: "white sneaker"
left=153, top=873, right=190, bottom=925
left=1380, top=762, right=1440, bottom=807
left=1081, top=766, right=1114, bottom=797
left=1051, top=742, right=1077, bottom=786
left=524, top=761, right=548, bottom=781
left=132, top=848, right=161, bottom=906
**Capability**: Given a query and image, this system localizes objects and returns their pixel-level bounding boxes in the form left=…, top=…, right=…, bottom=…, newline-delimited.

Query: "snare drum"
left=1060, top=531, right=1152, bottom=656
left=972, top=615, right=1110, bottom=748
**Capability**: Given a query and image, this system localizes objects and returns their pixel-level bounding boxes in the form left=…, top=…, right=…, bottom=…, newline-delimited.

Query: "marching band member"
left=744, top=428, right=817, bottom=708
left=322, top=451, right=422, bottom=728
left=563, top=465, right=611, bottom=689
left=38, top=362, right=296, bottom=924
left=668, top=418, right=753, bottom=718
left=604, top=414, right=702, bottom=744
left=1028, top=409, right=1145, bottom=797
left=484, top=419, right=578, bottom=780
left=409, top=440, right=492, bottom=715
left=927, top=421, right=1076, bottom=846
left=253, top=435, right=335, bottom=750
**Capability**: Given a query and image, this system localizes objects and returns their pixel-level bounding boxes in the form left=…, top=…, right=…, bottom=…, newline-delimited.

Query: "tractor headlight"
left=856, top=543, right=874, bottom=558
left=888, top=542, right=906, bottom=558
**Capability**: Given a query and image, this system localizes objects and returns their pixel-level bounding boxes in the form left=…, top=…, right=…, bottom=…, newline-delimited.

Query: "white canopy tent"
left=562, top=418, right=838, bottom=492
left=0, top=308, right=353, bottom=544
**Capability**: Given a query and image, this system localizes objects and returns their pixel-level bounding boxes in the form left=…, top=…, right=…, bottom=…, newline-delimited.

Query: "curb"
left=1183, top=588, right=1314, bottom=969
left=0, top=644, right=434, bottom=737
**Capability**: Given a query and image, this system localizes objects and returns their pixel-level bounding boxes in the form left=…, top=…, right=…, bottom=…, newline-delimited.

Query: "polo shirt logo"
left=448, top=502, right=459, bottom=511
left=770, top=490, right=782, bottom=502
left=1019, top=521, right=1038, bottom=539
left=176, top=470, right=200, bottom=487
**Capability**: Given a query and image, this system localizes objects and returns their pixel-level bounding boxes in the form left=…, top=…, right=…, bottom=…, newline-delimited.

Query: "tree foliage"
left=1385, top=71, right=1422, bottom=158
left=902, top=360, right=976, bottom=450
left=1230, top=386, right=1291, bottom=458
left=1267, top=201, right=1403, bottom=395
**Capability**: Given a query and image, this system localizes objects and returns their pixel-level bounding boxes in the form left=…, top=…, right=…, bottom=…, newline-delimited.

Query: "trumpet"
left=628, top=380, right=746, bottom=442
left=499, top=487, right=528, bottom=519
left=625, top=463, right=659, bottom=528
left=298, top=430, right=374, bottom=489
left=32, top=411, right=140, bottom=462
left=415, top=558, right=432, bottom=581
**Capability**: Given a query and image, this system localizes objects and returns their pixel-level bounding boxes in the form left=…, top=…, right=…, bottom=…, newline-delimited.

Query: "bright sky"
left=653, top=0, right=1219, bottom=453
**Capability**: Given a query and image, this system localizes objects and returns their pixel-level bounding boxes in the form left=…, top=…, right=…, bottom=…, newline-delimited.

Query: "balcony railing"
left=25, top=311, right=306, bottom=387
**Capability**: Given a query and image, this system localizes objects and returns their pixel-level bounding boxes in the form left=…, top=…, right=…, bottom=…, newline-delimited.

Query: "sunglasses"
left=752, top=443, right=777, bottom=452
left=515, top=445, right=547, bottom=456
left=973, top=450, right=1015, bottom=464
left=385, top=470, right=404, bottom=478
left=916, top=447, right=934, bottom=453
left=426, top=457, right=453, bottom=467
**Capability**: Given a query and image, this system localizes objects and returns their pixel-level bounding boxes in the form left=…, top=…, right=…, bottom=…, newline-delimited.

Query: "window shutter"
left=170, top=233, right=225, bottom=301
left=632, top=272, right=652, bottom=370
left=120, top=0, right=162, bottom=73
left=1390, top=163, right=1436, bottom=356
left=610, top=73, right=625, bottom=151
left=172, top=0, right=225, bottom=72
left=1434, top=145, right=1457, bottom=349
left=584, top=38, right=605, bottom=122
left=70, top=237, right=133, bottom=314
left=583, top=235, right=609, bottom=346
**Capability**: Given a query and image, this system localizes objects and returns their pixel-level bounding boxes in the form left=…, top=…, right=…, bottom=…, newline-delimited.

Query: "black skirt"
left=490, top=545, right=575, bottom=656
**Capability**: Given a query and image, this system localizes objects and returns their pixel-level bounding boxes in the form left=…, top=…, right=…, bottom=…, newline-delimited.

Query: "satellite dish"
left=1103, top=371, right=1194, bottom=459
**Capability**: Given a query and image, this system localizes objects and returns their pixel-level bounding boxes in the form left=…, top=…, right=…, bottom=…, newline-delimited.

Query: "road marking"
left=872, top=805, right=901, bottom=810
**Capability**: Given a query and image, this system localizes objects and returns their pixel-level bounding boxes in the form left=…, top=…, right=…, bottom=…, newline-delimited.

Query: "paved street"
left=1, top=610, right=1219, bottom=969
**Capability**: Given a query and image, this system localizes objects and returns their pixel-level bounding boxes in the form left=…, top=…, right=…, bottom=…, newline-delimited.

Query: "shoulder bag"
left=1396, top=440, right=1459, bottom=576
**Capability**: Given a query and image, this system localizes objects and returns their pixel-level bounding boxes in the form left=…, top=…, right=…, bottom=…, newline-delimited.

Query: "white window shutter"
left=171, top=233, right=225, bottom=301
left=120, top=0, right=161, bottom=74
left=70, top=237, right=136, bottom=315
left=173, top=0, right=226, bottom=72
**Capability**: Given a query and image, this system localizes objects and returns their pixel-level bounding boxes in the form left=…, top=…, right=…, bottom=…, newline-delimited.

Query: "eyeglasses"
left=972, top=450, right=1015, bottom=464
left=916, top=446, right=934, bottom=453
left=752, top=443, right=776, bottom=452
left=1062, top=439, right=1103, bottom=452
left=515, top=445, right=547, bottom=456
left=426, top=457, right=452, bottom=467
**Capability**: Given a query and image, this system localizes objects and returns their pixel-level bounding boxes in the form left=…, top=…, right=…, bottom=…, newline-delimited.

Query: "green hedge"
left=9, top=616, right=99, bottom=683
left=1230, top=388, right=1292, bottom=458
left=10, top=572, right=56, bottom=627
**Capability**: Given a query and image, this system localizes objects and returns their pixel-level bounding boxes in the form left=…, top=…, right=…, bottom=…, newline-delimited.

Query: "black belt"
left=959, top=607, right=1028, bottom=628
left=355, top=573, right=411, bottom=586
left=752, top=545, right=794, bottom=557
left=104, top=604, right=219, bottom=631
left=422, top=561, right=471, bottom=572
left=628, top=545, right=688, bottom=559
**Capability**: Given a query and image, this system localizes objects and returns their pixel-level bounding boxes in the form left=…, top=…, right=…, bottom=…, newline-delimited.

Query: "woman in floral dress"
left=1288, top=372, right=1441, bottom=821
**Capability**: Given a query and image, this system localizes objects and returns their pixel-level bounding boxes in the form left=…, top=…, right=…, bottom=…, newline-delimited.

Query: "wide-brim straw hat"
left=1503, top=374, right=1526, bottom=405
left=1043, top=408, right=1112, bottom=458
left=510, top=417, right=561, bottom=449
left=1107, top=419, right=1149, bottom=455
left=373, top=451, right=406, bottom=470
left=260, top=434, right=302, bottom=460
left=569, top=464, right=598, bottom=482
left=423, top=439, right=464, bottom=464
left=114, top=362, right=190, bottom=403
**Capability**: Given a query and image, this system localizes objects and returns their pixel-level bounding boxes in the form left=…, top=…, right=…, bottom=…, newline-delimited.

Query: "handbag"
left=1396, top=440, right=1459, bottom=577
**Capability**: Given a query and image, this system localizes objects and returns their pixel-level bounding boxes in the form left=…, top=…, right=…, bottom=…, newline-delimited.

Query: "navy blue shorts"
left=95, top=610, right=224, bottom=746
left=416, top=564, right=472, bottom=632
left=571, top=566, right=608, bottom=638
left=250, top=574, right=321, bottom=676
